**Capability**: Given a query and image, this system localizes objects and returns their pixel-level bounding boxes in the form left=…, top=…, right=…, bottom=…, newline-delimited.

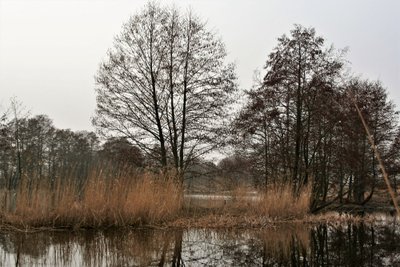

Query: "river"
left=1, top=218, right=399, bottom=266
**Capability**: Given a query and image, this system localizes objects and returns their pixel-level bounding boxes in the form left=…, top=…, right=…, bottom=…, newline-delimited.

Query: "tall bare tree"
left=93, top=3, right=237, bottom=179
left=235, top=26, right=345, bottom=189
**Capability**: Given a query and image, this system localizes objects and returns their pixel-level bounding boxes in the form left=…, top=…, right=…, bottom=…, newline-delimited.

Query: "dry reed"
left=255, top=183, right=311, bottom=219
left=227, top=183, right=311, bottom=219
left=0, top=170, right=183, bottom=228
left=0, top=168, right=326, bottom=230
left=175, top=183, right=311, bottom=228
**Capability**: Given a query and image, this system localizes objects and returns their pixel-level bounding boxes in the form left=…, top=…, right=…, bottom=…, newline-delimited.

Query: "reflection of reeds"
left=0, top=229, right=181, bottom=266
left=0, top=170, right=183, bottom=228
left=259, top=225, right=310, bottom=260
left=80, top=229, right=179, bottom=267
left=3, top=223, right=400, bottom=266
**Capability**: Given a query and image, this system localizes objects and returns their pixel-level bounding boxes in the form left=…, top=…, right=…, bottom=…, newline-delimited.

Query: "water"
left=1, top=220, right=400, bottom=266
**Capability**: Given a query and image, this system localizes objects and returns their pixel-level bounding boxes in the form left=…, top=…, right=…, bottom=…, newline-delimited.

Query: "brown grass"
left=0, top=170, right=183, bottom=228
left=0, top=169, right=334, bottom=230
left=255, top=183, right=311, bottom=219
left=226, top=183, right=311, bottom=219
left=174, top=183, right=311, bottom=228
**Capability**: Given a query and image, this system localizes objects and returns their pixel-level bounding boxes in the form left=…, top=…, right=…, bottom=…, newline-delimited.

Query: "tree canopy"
left=233, top=25, right=399, bottom=208
left=93, top=3, right=237, bottom=177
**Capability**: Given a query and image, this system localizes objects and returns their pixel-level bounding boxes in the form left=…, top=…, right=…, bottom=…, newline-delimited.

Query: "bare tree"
left=233, top=25, right=400, bottom=209
left=9, top=98, right=30, bottom=189
left=93, top=3, right=237, bottom=179
left=234, top=26, right=345, bottom=190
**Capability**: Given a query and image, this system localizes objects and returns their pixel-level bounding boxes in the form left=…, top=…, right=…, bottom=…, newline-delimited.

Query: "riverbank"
left=1, top=205, right=395, bottom=233
left=0, top=172, right=313, bottom=230
left=0, top=171, right=397, bottom=231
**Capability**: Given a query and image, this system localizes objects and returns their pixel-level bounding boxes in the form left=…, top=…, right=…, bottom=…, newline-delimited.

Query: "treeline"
left=0, top=109, right=232, bottom=192
left=0, top=112, right=146, bottom=191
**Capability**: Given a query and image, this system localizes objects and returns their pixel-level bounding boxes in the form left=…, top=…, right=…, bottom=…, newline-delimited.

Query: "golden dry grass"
left=226, top=183, right=311, bottom=219
left=0, top=170, right=183, bottom=228
left=0, top=169, right=325, bottom=230
left=174, top=183, right=312, bottom=228
left=255, top=183, right=311, bottom=219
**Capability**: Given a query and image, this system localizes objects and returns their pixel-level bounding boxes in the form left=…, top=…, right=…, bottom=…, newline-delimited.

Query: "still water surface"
left=1, top=219, right=400, bottom=266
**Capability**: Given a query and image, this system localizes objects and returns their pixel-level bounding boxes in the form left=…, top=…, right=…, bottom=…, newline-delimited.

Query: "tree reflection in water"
left=0, top=222, right=399, bottom=266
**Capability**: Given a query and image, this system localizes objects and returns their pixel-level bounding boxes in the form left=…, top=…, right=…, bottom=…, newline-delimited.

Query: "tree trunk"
left=293, top=44, right=303, bottom=188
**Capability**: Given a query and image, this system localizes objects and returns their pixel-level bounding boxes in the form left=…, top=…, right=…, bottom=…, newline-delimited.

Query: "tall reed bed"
left=228, top=183, right=311, bottom=219
left=256, top=183, right=311, bottom=219
left=0, top=169, right=183, bottom=228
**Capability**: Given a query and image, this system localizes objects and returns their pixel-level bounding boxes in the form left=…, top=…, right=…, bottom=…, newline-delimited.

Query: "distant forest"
left=1, top=3, right=400, bottom=210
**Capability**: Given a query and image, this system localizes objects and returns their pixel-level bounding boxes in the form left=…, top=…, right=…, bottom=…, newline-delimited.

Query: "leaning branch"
left=348, top=89, right=400, bottom=217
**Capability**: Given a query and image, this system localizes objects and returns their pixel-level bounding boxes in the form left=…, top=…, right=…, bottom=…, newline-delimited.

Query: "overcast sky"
left=1, top=0, right=399, bottom=131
